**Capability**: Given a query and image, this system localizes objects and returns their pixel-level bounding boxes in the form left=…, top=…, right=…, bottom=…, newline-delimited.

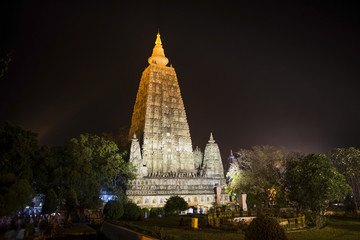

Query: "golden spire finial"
left=155, top=32, right=162, bottom=45
left=148, top=31, right=168, bottom=66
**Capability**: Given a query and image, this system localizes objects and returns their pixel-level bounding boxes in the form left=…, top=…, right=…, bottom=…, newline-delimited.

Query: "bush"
left=276, top=190, right=287, bottom=208
left=123, top=201, right=142, bottom=220
left=245, top=214, right=288, bottom=240
left=142, top=208, right=150, bottom=218
left=150, top=207, right=158, bottom=218
left=150, top=207, right=164, bottom=218
left=197, top=215, right=208, bottom=228
left=303, top=210, right=327, bottom=228
left=104, top=200, right=124, bottom=220
left=246, top=193, right=262, bottom=210
left=164, top=196, right=188, bottom=216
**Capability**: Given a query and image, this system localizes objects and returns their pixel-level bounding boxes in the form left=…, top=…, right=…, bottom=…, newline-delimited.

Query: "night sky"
left=1, top=1, right=360, bottom=161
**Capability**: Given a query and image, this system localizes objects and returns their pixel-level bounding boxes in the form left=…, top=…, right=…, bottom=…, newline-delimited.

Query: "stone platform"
left=126, top=177, right=229, bottom=211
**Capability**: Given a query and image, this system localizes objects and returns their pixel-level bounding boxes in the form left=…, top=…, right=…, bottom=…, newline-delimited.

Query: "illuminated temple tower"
left=126, top=33, right=228, bottom=211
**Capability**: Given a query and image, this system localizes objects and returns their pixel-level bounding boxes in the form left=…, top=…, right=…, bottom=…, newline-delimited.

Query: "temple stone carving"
left=126, top=33, right=228, bottom=211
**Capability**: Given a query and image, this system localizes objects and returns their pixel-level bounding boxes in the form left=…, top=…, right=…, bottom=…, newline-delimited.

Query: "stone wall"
left=126, top=177, right=229, bottom=211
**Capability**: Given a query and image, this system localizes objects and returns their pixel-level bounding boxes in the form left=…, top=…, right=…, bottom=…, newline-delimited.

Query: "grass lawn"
left=114, top=215, right=360, bottom=240
left=288, top=216, right=360, bottom=240
left=115, top=215, right=245, bottom=240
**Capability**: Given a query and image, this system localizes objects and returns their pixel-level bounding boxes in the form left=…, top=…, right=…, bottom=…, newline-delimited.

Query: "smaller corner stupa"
left=203, top=133, right=225, bottom=178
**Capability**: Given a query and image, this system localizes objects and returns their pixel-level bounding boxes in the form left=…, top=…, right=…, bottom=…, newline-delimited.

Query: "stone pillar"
left=215, top=185, right=221, bottom=206
left=238, top=193, right=247, bottom=211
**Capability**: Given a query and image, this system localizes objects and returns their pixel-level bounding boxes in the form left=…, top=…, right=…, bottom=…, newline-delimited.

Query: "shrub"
left=303, top=210, right=327, bottom=228
left=246, top=194, right=262, bottom=210
left=142, top=207, right=150, bottom=218
left=245, top=214, right=288, bottom=240
left=158, top=207, right=165, bottom=216
left=164, top=196, right=188, bottom=216
left=150, top=207, right=158, bottom=218
left=208, top=206, right=216, bottom=214
left=123, top=201, right=142, bottom=220
left=276, top=190, right=287, bottom=208
left=104, top=200, right=124, bottom=220
left=197, top=215, right=208, bottom=227
left=149, top=207, right=165, bottom=218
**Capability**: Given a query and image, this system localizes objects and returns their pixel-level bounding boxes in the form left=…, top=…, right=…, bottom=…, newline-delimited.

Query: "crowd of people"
left=0, top=210, right=73, bottom=237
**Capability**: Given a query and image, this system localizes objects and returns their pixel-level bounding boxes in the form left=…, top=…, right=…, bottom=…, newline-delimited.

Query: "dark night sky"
left=1, top=1, right=360, bottom=160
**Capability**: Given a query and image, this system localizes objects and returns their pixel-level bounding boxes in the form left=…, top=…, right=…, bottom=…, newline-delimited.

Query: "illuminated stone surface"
left=203, top=133, right=225, bottom=178
left=127, top=33, right=228, bottom=211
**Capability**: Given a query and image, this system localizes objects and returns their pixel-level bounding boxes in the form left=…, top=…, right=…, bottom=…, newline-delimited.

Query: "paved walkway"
left=57, top=223, right=97, bottom=236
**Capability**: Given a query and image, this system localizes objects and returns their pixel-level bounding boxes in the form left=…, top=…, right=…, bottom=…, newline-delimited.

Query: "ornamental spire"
left=148, top=31, right=169, bottom=66
left=209, top=132, right=215, bottom=143
left=155, top=32, right=162, bottom=45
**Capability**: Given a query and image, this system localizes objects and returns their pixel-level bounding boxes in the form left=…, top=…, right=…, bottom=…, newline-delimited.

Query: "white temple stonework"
left=126, top=33, right=228, bottom=211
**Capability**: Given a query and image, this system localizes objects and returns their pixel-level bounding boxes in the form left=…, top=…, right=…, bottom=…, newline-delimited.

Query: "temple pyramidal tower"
left=126, top=33, right=228, bottom=211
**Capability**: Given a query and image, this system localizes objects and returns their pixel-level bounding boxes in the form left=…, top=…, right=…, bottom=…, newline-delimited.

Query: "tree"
left=327, top=147, right=360, bottom=210
left=226, top=146, right=288, bottom=207
left=285, top=154, right=351, bottom=213
left=65, top=188, right=78, bottom=215
left=0, top=173, right=34, bottom=216
left=0, top=122, right=38, bottom=215
left=164, top=196, right=188, bottom=215
left=33, top=146, right=66, bottom=200
left=102, top=126, right=130, bottom=153
left=0, top=122, right=38, bottom=178
left=42, top=188, right=58, bottom=214
left=62, top=133, right=135, bottom=210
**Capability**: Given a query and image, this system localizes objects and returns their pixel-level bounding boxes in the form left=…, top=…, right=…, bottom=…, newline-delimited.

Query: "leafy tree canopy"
left=0, top=122, right=38, bottom=179
left=65, top=188, right=78, bottom=214
left=327, top=147, right=360, bottom=210
left=285, top=154, right=351, bottom=212
left=61, top=133, right=135, bottom=209
left=164, top=196, right=188, bottom=215
left=0, top=173, right=35, bottom=215
left=0, top=122, right=38, bottom=215
left=33, top=146, right=66, bottom=198
left=42, top=188, right=58, bottom=214
left=102, top=126, right=130, bottom=153
left=226, top=146, right=299, bottom=207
